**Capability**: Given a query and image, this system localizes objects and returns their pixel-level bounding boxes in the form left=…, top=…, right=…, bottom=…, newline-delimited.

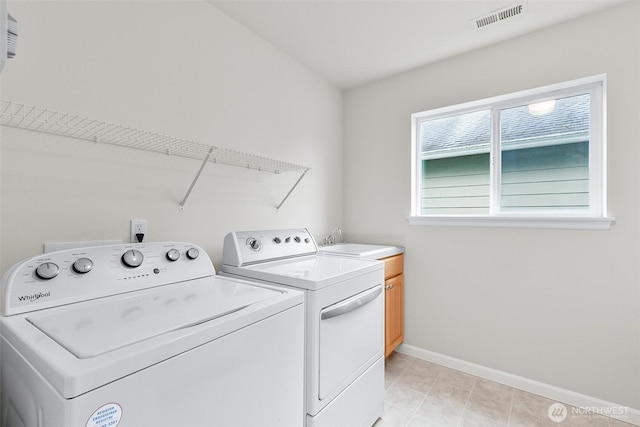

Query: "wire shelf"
left=0, top=99, right=311, bottom=209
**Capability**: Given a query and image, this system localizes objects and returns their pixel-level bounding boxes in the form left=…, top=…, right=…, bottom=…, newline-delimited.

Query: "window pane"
left=420, top=110, right=490, bottom=215
left=500, top=93, right=590, bottom=211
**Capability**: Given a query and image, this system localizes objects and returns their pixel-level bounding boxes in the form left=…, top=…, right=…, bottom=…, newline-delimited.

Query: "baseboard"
left=396, top=343, right=640, bottom=426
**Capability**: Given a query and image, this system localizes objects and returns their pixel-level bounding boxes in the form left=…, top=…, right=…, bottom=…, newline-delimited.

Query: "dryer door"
left=318, top=284, right=383, bottom=400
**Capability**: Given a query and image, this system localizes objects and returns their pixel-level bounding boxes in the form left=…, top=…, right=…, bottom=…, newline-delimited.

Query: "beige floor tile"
left=465, top=392, right=511, bottom=424
left=386, top=352, right=414, bottom=374
left=382, top=353, right=631, bottom=427
left=508, top=409, right=557, bottom=427
left=405, top=359, right=445, bottom=381
left=460, top=410, right=507, bottom=427
left=427, top=380, right=471, bottom=407
left=562, top=411, right=609, bottom=427
left=608, top=416, right=637, bottom=426
left=407, top=416, right=457, bottom=427
left=395, top=369, right=437, bottom=394
left=472, top=377, right=514, bottom=403
left=385, top=374, right=398, bottom=390
left=434, top=367, right=477, bottom=390
left=374, top=402, right=413, bottom=427
left=410, top=395, right=464, bottom=427
left=385, top=354, right=412, bottom=387
left=385, top=381, right=428, bottom=413
left=511, top=389, right=556, bottom=419
left=406, top=416, right=453, bottom=427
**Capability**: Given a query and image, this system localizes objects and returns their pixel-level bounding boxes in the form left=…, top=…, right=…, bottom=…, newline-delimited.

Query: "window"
left=410, top=75, right=612, bottom=229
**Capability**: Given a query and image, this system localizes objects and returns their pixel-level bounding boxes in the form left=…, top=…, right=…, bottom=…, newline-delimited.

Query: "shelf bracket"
left=276, top=168, right=311, bottom=210
left=179, top=146, right=215, bottom=211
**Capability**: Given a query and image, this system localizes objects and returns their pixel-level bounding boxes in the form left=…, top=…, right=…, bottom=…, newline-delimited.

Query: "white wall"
left=344, top=1, right=640, bottom=413
left=0, top=0, right=343, bottom=271
left=3, top=0, right=639, bottom=417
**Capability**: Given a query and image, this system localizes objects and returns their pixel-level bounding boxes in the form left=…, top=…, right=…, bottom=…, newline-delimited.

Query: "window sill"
left=407, top=215, right=615, bottom=230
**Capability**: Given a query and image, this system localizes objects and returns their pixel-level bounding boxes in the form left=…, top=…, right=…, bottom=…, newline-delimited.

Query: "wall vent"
left=7, top=13, right=16, bottom=58
left=472, top=2, right=528, bottom=29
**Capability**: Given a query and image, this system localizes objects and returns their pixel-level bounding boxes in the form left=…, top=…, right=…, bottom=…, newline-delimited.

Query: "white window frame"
left=409, top=74, right=614, bottom=230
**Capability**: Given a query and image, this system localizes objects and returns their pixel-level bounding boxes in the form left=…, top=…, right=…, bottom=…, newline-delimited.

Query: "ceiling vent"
left=472, top=2, right=528, bottom=29
left=0, top=0, right=17, bottom=73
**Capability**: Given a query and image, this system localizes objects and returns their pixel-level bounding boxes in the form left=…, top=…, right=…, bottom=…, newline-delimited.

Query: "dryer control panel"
left=1, top=242, right=215, bottom=316
left=222, top=228, right=318, bottom=267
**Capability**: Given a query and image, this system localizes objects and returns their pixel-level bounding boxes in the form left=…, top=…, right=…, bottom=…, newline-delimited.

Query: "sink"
left=318, top=243, right=404, bottom=260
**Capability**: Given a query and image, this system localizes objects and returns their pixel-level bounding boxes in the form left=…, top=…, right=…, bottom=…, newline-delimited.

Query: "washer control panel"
left=222, top=228, right=317, bottom=266
left=1, top=242, right=213, bottom=316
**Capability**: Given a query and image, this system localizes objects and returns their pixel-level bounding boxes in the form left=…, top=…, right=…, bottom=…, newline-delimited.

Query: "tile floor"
left=376, top=352, right=634, bottom=427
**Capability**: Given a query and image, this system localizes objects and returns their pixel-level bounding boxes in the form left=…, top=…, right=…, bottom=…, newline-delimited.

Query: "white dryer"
left=222, top=229, right=385, bottom=427
left=0, top=242, right=304, bottom=427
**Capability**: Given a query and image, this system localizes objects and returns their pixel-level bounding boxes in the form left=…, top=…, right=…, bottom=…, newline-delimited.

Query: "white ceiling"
left=208, top=0, right=625, bottom=89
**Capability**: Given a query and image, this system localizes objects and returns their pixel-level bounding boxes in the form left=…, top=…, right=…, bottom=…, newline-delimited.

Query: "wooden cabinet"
left=380, top=254, right=404, bottom=358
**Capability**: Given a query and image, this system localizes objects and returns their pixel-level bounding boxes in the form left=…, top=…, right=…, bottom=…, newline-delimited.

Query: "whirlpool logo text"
left=17, top=291, right=51, bottom=302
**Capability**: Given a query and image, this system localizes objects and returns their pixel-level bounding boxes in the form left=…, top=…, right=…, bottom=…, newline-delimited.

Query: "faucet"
left=322, top=227, right=342, bottom=246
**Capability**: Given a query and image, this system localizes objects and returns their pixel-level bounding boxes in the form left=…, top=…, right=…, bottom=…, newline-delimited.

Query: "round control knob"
left=73, top=257, right=93, bottom=274
left=36, top=262, right=59, bottom=280
left=186, top=248, right=200, bottom=260
left=166, top=249, right=180, bottom=262
left=246, top=238, right=261, bottom=252
left=273, top=237, right=281, bottom=244
left=305, top=238, right=310, bottom=243
left=121, top=249, right=144, bottom=268
left=294, top=236, right=301, bottom=243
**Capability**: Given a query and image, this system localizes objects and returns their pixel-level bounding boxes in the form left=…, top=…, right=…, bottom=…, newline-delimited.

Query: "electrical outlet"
left=130, top=220, right=148, bottom=243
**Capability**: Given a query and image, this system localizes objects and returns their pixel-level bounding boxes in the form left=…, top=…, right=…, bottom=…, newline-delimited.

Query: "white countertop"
left=318, top=243, right=404, bottom=260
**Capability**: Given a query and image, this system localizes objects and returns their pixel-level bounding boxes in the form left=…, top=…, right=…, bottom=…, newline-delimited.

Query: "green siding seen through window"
left=416, top=90, right=594, bottom=216
left=501, top=142, right=589, bottom=211
left=420, top=109, right=490, bottom=215
left=421, top=154, right=489, bottom=215
left=499, top=94, right=590, bottom=212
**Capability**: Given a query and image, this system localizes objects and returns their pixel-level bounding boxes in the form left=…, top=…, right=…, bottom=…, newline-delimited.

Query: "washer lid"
left=27, top=278, right=281, bottom=359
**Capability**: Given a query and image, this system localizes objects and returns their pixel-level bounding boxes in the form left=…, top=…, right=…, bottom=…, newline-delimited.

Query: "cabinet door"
left=384, top=274, right=404, bottom=358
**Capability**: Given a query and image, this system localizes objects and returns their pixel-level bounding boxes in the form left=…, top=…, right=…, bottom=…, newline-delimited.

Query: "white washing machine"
left=0, top=241, right=304, bottom=427
left=221, top=228, right=385, bottom=427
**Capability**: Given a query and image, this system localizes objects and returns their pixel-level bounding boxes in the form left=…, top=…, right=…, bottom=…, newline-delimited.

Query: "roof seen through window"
left=421, top=93, right=590, bottom=159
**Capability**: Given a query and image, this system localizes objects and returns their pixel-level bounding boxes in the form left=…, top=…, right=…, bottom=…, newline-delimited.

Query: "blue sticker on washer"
left=86, top=403, right=122, bottom=427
